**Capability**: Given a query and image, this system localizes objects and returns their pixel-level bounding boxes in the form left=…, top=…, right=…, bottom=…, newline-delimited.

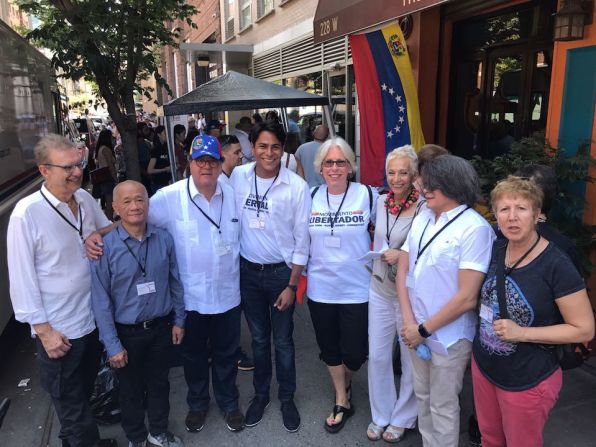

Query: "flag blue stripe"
left=365, top=31, right=412, bottom=157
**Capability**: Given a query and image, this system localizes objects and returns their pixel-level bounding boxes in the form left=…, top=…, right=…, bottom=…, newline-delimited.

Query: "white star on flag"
left=398, top=116, right=405, bottom=124
left=399, top=105, right=405, bottom=113
left=381, top=83, right=387, bottom=91
left=387, top=130, right=394, bottom=138
left=396, top=125, right=401, bottom=133
left=388, top=87, right=395, bottom=95
left=396, top=94, right=402, bottom=102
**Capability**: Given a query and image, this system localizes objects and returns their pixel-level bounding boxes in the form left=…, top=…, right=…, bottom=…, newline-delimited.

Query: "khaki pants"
left=409, top=338, right=472, bottom=447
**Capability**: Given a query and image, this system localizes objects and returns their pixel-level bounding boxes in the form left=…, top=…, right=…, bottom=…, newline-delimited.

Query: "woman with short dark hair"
left=397, top=155, right=495, bottom=447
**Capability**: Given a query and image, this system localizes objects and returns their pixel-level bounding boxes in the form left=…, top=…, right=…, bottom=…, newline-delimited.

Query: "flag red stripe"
left=349, top=34, right=386, bottom=186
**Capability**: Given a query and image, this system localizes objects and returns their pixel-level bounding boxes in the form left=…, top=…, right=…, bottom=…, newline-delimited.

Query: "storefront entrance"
left=446, top=0, right=557, bottom=159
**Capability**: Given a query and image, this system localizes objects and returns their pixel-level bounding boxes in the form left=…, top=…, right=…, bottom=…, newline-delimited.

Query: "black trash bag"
left=90, top=354, right=121, bottom=425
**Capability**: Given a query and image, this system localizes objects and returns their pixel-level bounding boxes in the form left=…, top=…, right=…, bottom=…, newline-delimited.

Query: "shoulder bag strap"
left=496, top=244, right=509, bottom=320
left=310, top=186, right=320, bottom=200
left=366, top=184, right=372, bottom=213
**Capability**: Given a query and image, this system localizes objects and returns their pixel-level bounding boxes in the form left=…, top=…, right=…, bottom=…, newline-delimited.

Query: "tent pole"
left=165, top=115, right=178, bottom=183
left=323, top=105, right=335, bottom=137
left=280, top=108, right=289, bottom=132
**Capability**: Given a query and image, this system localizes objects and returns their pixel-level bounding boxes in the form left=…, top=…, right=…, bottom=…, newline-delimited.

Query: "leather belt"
left=115, top=314, right=171, bottom=331
left=240, top=257, right=286, bottom=271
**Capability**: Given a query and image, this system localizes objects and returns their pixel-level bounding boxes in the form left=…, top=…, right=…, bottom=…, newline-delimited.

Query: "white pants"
left=409, top=338, right=472, bottom=447
left=367, top=289, right=417, bottom=428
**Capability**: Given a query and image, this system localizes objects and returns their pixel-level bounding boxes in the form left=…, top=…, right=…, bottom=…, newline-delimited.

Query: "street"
left=0, top=303, right=595, bottom=447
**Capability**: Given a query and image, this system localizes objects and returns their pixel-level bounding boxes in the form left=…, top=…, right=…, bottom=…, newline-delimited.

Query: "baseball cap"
left=206, top=119, right=223, bottom=131
left=190, top=134, right=221, bottom=160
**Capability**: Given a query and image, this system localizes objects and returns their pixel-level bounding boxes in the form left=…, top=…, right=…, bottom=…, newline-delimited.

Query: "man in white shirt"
left=232, top=117, right=254, bottom=163
left=230, top=120, right=310, bottom=433
left=85, top=134, right=246, bottom=436
left=397, top=155, right=495, bottom=447
left=218, top=134, right=243, bottom=186
left=7, top=134, right=116, bottom=447
left=294, top=124, right=329, bottom=187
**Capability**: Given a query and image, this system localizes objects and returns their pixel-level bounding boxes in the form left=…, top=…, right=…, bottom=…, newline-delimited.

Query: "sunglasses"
left=322, top=159, right=348, bottom=168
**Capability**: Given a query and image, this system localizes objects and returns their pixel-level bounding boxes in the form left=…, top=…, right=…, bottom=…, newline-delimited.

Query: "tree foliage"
left=18, top=0, right=197, bottom=178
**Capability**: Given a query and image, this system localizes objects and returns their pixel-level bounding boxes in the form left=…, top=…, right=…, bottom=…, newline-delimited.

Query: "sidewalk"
left=1, top=304, right=595, bottom=446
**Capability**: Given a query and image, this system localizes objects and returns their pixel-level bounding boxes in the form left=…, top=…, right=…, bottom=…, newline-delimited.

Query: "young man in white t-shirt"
left=230, top=120, right=310, bottom=433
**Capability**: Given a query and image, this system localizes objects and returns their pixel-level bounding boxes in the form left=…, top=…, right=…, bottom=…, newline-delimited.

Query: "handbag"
left=90, top=166, right=112, bottom=185
left=495, top=243, right=587, bottom=370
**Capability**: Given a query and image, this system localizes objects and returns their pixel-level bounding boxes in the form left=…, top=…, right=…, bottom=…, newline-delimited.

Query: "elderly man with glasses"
left=7, top=134, right=117, bottom=447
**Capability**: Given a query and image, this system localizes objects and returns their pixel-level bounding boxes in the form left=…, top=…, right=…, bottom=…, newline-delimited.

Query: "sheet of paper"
left=356, top=249, right=386, bottom=263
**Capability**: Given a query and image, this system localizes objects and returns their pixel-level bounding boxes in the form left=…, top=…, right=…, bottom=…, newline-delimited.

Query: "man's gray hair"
left=314, top=136, right=358, bottom=173
left=421, top=154, right=479, bottom=207
left=34, top=134, right=77, bottom=166
left=385, top=145, right=418, bottom=177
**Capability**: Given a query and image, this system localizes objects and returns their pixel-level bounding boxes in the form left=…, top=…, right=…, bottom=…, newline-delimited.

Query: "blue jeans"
left=180, top=306, right=241, bottom=413
left=240, top=260, right=296, bottom=402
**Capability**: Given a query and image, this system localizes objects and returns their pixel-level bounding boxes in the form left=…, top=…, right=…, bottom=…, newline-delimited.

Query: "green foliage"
left=471, top=132, right=595, bottom=272
left=17, top=0, right=197, bottom=120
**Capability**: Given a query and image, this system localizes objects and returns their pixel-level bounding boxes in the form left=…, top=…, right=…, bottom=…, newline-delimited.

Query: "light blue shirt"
left=91, top=224, right=185, bottom=357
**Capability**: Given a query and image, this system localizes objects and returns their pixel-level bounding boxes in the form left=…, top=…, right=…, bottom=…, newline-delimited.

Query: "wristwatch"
left=418, top=323, right=432, bottom=338
left=286, top=284, right=298, bottom=293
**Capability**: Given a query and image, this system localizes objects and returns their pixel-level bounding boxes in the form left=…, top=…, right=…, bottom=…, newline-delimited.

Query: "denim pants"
left=180, top=306, right=241, bottom=413
left=36, top=329, right=101, bottom=447
left=116, top=319, right=172, bottom=443
left=240, top=260, right=296, bottom=402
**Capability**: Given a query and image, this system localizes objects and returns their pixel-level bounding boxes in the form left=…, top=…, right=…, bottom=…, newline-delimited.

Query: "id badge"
left=136, top=277, right=156, bottom=296
left=479, top=303, right=494, bottom=322
left=324, top=235, right=341, bottom=248
left=249, top=218, right=265, bottom=230
left=80, top=240, right=87, bottom=259
left=406, top=272, right=415, bottom=289
left=214, top=236, right=232, bottom=256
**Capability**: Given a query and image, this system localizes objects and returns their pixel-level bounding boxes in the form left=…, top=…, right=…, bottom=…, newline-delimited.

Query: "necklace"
left=384, top=188, right=419, bottom=216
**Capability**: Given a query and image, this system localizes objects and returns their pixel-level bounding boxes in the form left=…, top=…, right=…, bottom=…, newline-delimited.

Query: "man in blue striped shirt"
left=91, top=180, right=185, bottom=447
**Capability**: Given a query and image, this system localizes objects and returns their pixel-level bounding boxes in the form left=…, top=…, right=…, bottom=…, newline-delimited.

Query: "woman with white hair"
left=306, top=136, right=377, bottom=433
left=397, top=155, right=495, bottom=447
left=367, top=145, right=421, bottom=442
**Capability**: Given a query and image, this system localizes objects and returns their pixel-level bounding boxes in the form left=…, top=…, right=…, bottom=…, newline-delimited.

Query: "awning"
left=162, top=71, right=329, bottom=116
left=313, top=0, right=451, bottom=44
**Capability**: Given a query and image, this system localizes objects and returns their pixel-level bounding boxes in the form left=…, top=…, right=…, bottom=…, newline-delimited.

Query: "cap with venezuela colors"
left=190, top=134, right=221, bottom=160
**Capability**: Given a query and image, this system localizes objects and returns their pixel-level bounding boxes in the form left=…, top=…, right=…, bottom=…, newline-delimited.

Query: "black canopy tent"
left=163, top=71, right=333, bottom=181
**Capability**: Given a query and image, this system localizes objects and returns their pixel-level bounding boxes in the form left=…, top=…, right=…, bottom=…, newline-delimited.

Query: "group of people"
left=7, top=118, right=594, bottom=447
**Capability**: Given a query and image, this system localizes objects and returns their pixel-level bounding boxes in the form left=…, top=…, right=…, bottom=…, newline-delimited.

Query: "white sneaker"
left=147, top=432, right=184, bottom=447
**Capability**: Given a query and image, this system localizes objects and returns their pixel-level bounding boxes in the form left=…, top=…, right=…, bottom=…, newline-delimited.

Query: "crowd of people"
left=6, top=115, right=594, bottom=447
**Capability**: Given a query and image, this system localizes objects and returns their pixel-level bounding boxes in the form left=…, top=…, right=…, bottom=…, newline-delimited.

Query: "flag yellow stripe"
left=380, top=24, right=425, bottom=150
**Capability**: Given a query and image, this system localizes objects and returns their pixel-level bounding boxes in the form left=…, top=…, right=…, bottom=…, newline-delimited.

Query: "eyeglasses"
left=194, top=157, right=221, bottom=168
left=322, top=159, right=348, bottom=168
left=42, top=159, right=88, bottom=174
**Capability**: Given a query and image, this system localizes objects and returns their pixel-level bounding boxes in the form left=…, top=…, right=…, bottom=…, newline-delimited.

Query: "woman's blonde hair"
left=490, top=176, right=544, bottom=213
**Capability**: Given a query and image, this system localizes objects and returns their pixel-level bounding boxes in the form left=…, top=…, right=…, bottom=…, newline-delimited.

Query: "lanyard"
left=186, top=177, right=223, bottom=234
left=253, top=168, right=279, bottom=218
left=386, top=206, right=405, bottom=245
left=326, top=182, right=350, bottom=236
left=415, top=206, right=470, bottom=265
left=123, top=236, right=150, bottom=277
left=40, top=189, right=83, bottom=241
left=504, top=234, right=541, bottom=276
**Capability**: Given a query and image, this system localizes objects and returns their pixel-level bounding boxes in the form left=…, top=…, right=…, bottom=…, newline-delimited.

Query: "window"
left=257, top=0, right=273, bottom=19
left=224, top=0, right=235, bottom=40
left=239, top=0, right=251, bottom=30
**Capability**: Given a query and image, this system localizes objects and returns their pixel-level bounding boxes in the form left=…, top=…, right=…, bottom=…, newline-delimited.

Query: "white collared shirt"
left=148, top=177, right=241, bottom=314
left=233, top=129, right=254, bottom=163
left=402, top=204, right=495, bottom=349
left=218, top=172, right=232, bottom=186
left=7, top=185, right=111, bottom=339
left=230, top=162, right=311, bottom=267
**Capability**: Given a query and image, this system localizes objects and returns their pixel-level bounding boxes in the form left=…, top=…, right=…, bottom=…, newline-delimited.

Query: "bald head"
left=313, top=124, right=329, bottom=142
left=113, top=180, right=148, bottom=203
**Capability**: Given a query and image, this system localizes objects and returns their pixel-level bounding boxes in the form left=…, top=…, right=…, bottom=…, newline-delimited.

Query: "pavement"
left=0, top=304, right=595, bottom=447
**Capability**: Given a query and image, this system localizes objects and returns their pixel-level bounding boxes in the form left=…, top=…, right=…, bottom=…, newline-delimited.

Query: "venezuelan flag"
left=350, top=23, right=425, bottom=186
